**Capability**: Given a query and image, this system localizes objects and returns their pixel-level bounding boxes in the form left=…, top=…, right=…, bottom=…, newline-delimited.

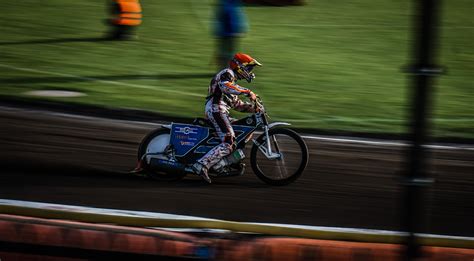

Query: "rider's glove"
left=248, top=91, right=257, bottom=101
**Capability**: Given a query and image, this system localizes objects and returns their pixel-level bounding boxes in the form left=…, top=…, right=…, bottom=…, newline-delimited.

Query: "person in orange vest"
left=106, top=0, right=142, bottom=40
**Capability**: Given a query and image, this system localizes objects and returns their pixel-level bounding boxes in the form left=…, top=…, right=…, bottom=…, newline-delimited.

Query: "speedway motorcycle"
left=135, top=97, right=308, bottom=185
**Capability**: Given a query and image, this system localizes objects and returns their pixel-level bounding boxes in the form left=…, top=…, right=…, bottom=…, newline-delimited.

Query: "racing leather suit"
left=197, top=68, right=255, bottom=170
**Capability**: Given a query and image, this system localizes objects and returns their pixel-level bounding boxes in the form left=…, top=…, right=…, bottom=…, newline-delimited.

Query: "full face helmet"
left=229, top=53, right=262, bottom=83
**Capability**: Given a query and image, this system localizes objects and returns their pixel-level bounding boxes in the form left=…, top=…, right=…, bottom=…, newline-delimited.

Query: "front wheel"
left=250, top=128, right=309, bottom=185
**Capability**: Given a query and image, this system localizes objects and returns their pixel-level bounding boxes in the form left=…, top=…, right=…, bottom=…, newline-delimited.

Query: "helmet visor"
left=245, top=64, right=257, bottom=73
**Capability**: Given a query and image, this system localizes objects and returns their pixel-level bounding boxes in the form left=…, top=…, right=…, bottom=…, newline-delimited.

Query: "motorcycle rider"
left=192, top=53, right=262, bottom=183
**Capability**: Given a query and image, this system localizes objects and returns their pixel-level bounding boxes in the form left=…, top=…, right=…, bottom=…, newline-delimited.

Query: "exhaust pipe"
left=148, top=158, right=186, bottom=174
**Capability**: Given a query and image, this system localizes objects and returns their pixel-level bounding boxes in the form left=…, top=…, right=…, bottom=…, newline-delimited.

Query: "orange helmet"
left=229, top=53, right=262, bottom=83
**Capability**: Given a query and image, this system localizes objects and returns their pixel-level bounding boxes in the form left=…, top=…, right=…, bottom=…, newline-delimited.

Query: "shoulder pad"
left=219, top=69, right=235, bottom=82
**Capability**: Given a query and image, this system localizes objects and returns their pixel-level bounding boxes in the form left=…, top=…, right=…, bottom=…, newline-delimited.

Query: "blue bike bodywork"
left=167, top=116, right=257, bottom=165
left=139, top=113, right=294, bottom=171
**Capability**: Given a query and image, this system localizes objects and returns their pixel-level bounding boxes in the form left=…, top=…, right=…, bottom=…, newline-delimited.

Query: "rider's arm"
left=231, top=96, right=255, bottom=113
left=218, top=81, right=252, bottom=96
left=218, top=70, right=254, bottom=97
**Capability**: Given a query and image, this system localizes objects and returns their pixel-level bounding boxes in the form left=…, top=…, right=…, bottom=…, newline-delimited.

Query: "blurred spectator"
left=106, top=0, right=142, bottom=40
left=214, top=0, right=248, bottom=68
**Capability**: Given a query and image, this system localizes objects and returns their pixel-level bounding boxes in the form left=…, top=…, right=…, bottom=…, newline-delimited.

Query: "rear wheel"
left=138, top=128, right=186, bottom=181
left=250, top=128, right=308, bottom=185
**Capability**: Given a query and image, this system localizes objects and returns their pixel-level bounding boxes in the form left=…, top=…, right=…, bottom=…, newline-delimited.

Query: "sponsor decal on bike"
left=171, top=124, right=210, bottom=157
left=176, top=126, right=198, bottom=135
left=180, top=141, right=195, bottom=146
left=176, top=134, right=198, bottom=141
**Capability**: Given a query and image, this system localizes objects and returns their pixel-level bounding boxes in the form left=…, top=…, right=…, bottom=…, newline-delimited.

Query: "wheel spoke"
left=275, top=156, right=288, bottom=179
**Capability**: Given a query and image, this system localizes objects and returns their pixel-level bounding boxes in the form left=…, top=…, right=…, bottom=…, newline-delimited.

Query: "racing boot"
left=192, top=163, right=212, bottom=184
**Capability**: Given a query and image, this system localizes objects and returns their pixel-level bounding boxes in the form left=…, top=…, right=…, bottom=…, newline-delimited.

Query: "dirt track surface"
left=0, top=106, right=473, bottom=237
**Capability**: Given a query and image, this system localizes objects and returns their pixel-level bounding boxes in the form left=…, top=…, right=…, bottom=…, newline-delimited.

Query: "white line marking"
left=1, top=199, right=473, bottom=242
left=24, top=90, right=86, bottom=98
left=0, top=64, right=205, bottom=98
left=301, top=135, right=474, bottom=151
left=302, top=135, right=406, bottom=146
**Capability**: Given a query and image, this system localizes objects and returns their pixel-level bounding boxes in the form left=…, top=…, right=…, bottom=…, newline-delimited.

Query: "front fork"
left=253, top=126, right=281, bottom=160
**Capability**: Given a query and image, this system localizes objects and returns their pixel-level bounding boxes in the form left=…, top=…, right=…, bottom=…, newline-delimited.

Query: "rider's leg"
left=198, top=111, right=235, bottom=170
left=193, top=110, right=235, bottom=182
left=196, top=142, right=232, bottom=171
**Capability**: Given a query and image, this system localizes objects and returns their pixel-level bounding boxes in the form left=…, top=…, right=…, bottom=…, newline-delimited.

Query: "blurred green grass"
left=0, top=0, right=472, bottom=138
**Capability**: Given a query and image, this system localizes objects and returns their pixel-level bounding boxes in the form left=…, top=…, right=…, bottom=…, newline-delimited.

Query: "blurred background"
left=0, top=0, right=472, bottom=138
left=0, top=0, right=473, bottom=260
